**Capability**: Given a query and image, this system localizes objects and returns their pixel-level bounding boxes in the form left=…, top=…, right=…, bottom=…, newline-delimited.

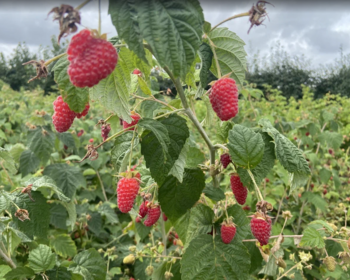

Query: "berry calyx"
left=220, top=153, right=232, bottom=169
left=230, top=174, right=248, bottom=205
left=52, top=96, right=76, bottom=133
left=209, top=77, right=239, bottom=121
left=101, top=123, right=111, bottom=141
left=76, top=103, right=90, bottom=118
left=221, top=220, right=237, bottom=244
left=67, top=29, right=118, bottom=88
left=250, top=213, right=271, bottom=246
left=117, top=174, right=140, bottom=213
left=123, top=113, right=141, bottom=131
left=144, top=203, right=161, bottom=227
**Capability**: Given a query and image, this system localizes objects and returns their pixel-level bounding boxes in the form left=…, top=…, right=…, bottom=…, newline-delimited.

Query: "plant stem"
left=132, top=94, right=177, bottom=111
left=0, top=246, right=16, bottom=268
left=96, top=170, right=108, bottom=201
left=247, top=169, right=264, bottom=201
left=75, top=0, right=92, bottom=10
left=207, top=38, right=221, bottom=79
left=276, top=261, right=305, bottom=280
left=0, top=162, right=14, bottom=186
left=274, top=189, right=286, bottom=225
left=44, top=53, right=66, bottom=67
left=210, top=12, right=250, bottom=32
left=160, top=211, right=167, bottom=256
left=97, top=0, right=101, bottom=34
left=128, top=128, right=137, bottom=172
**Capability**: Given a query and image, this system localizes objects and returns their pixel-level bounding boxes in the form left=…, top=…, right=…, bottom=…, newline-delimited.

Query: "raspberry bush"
left=0, top=1, right=350, bottom=280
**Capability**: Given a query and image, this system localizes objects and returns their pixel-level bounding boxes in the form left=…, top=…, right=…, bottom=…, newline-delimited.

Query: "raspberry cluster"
left=144, top=203, right=161, bottom=227
left=67, top=29, right=118, bottom=88
left=209, top=78, right=239, bottom=121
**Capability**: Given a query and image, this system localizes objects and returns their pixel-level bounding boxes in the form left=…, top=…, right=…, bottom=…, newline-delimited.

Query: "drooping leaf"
left=301, top=192, right=327, bottom=213
left=138, top=76, right=152, bottom=95
left=216, top=122, right=233, bottom=143
left=45, top=267, right=73, bottom=280
left=4, top=267, right=35, bottom=280
left=28, top=244, right=56, bottom=273
left=98, top=202, right=119, bottom=224
left=57, top=132, right=76, bottom=148
left=300, top=227, right=325, bottom=249
left=228, top=124, right=264, bottom=169
left=203, top=183, right=225, bottom=202
left=159, top=168, right=205, bottom=221
left=111, top=132, right=139, bottom=172
left=181, top=235, right=250, bottom=280
left=19, top=150, right=40, bottom=177
left=0, top=148, right=16, bottom=175
left=198, top=43, right=213, bottom=88
left=50, top=234, right=77, bottom=258
left=27, top=127, right=55, bottom=164
left=168, top=141, right=189, bottom=183
left=9, top=143, right=26, bottom=163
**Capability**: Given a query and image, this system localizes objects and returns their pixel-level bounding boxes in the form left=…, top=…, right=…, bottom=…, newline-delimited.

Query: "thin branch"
left=132, top=94, right=177, bottom=111
left=75, top=0, right=92, bottom=10
left=210, top=12, right=250, bottom=32
left=0, top=162, right=14, bottom=186
left=0, top=246, right=16, bottom=268
left=96, top=170, right=108, bottom=201
left=247, top=169, right=264, bottom=201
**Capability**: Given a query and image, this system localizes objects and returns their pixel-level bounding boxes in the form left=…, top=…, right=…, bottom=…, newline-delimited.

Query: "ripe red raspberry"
left=77, top=129, right=84, bottom=137
left=117, top=176, right=140, bottom=213
left=52, top=96, right=76, bottom=133
left=67, top=29, right=118, bottom=88
left=89, top=138, right=94, bottom=143
left=323, top=189, right=328, bottom=195
left=174, top=233, right=179, bottom=239
left=221, top=221, right=236, bottom=244
left=220, top=153, right=232, bottom=169
left=123, top=113, right=141, bottom=130
left=305, top=132, right=310, bottom=136
left=138, top=202, right=148, bottom=218
left=230, top=174, right=248, bottom=205
left=209, top=78, right=239, bottom=121
left=250, top=214, right=271, bottom=246
left=135, top=216, right=141, bottom=223
left=132, top=69, right=142, bottom=76
left=163, top=213, right=168, bottom=221
left=101, top=124, right=111, bottom=141
left=144, top=204, right=161, bottom=227
left=242, top=205, right=251, bottom=211
left=76, top=103, right=90, bottom=119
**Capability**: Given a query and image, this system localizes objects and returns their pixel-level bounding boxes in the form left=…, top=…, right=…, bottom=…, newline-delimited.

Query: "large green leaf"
left=0, top=148, right=16, bottom=175
left=237, top=131, right=276, bottom=191
left=109, top=0, right=204, bottom=78
left=301, top=192, right=327, bottom=213
left=228, top=124, right=264, bottom=169
left=181, top=235, right=250, bottom=280
left=159, top=168, right=205, bottom=221
left=319, top=131, right=343, bottom=150
left=141, top=114, right=189, bottom=186
left=98, top=202, right=119, bottom=224
left=111, top=132, right=139, bottom=172
left=68, top=248, right=106, bottom=280
left=198, top=43, right=213, bottom=88
left=28, top=244, right=56, bottom=273
left=53, top=56, right=89, bottom=113
left=300, top=227, right=325, bottom=249
left=19, top=150, right=40, bottom=177
left=168, top=141, right=189, bottom=183
left=4, top=267, right=35, bottom=280
left=27, top=127, right=55, bottom=163
left=50, top=234, right=77, bottom=258
left=46, top=267, right=73, bottom=280
left=43, top=164, right=86, bottom=199
left=9, top=143, right=26, bottom=163
left=0, top=265, right=11, bottom=279
left=259, top=118, right=311, bottom=191
left=89, top=52, right=132, bottom=123
left=208, top=27, right=247, bottom=85
left=57, top=132, right=76, bottom=148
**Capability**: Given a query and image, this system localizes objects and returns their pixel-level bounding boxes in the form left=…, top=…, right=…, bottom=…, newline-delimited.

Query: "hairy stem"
left=160, top=211, right=167, bottom=256
left=210, top=12, right=250, bottom=32
left=0, top=246, right=16, bottom=268
left=75, top=0, right=92, bottom=10
left=247, top=169, right=264, bottom=201
left=128, top=128, right=137, bottom=172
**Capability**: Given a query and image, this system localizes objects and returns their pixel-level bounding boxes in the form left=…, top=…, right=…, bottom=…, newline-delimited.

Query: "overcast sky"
left=0, top=0, right=350, bottom=69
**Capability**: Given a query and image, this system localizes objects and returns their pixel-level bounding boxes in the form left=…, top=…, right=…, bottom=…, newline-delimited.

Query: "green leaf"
left=87, top=212, right=102, bottom=236
left=68, top=248, right=106, bottom=280
left=168, top=141, right=189, bottom=183
left=152, top=261, right=181, bottom=280
left=237, top=131, right=275, bottom=191
left=0, top=194, right=9, bottom=213
left=0, top=148, right=16, bottom=175
left=0, top=265, right=11, bottom=279
left=201, top=95, right=215, bottom=128
left=173, top=203, right=214, bottom=246
left=57, top=132, right=76, bottom=148
left=9, top=143, right=26, bottom=163
left=138, top=76, right=152, bottom=95
left=27, top=127, right=55, bottom=163
left=89, top=51, right=132, bottom=123
left=19, top=150, right=40, bottom=177
left=198, top=43, right=213, bottom=88
left=225, top=204, right=250, bottom=242
left=159, top=168, right=205, bottom=221
left=59, top=200, right=77, bottom=231
left=203, top=183, right=225, bottom=202
left=50, top=234, right=77, bottom=258
left=43, top=164, right=86, bottom=199
left=259, top=249, right=284, bottom=276
left=140, top=94, right=165, bottom=119
left=25, top=176, right=70, bottom=202
left=109, top=0, right=204, bottom=78
left=259, top=118, right=310, bottom=191
left=111, top=132, right=139, bottom=172
left=310, top=220, right=334, bottom=233
left=228, top=124, right=264, bottom=169
left=28, top=244, right=56, bottom=273
left=216, top=122, right=233, bottom=143
left=300, top=227, right=325, bottom=248
left=50, top=203, right=68, bottom=229
left=319, top=168, right=332, bottom=183
left=208, top=27, right=247, bottom=85
left=4, top=267, right=35, bottom=280
left=185, top=144, right=205, bottom=168
left=319, top=131, right=343, bottom=150
left=135, top=220, right=151, bottom=241
left=133, top=49, right=153, bottom=81
left=98, top=202, right=119, bottom=224
left=302, top=192, right=327, bottom=213
left=181, top=235, right=250, bottom=280
left=46, top=267, right=73, bottom=280
left=53, top=56, right=89, bottom=113
left=141, top=114, right=189, bottom=186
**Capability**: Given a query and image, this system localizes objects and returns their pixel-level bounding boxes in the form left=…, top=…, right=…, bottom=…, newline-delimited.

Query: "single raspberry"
left=117, top=175, right=140, bottom=213
left=220, top=153, right=232, bottom=169
left=305, top=132, right=310, bottom=136
left=119, top=118, right=123, bottom=126
left=163, top=213, right=168, bottom=221
left=89, top=138, right=94, bottom=143
left=67, top=29, right=118, bottom=88
left=209, top=78, right=239, bottom=121
left=135, top=216, right=141, bottom=223
left=132, top=69, right=142, bottom=76
left=144, top=204, right=161, bottom=227
left=101, top=124, right=111, bottom=141
left=123, top=113, right=141, bottom=131
left=250, top=213, right=271, bottom=246
left=77, top=129, right=84, bottom=137
left=230, top=174, right=248, bottom=205
left=139, top=202, right=148, bottom=218
left=323, top=256, right=336, bottom=272
left=221, top=221, right=236, bottom=244
left=52, top=96, right=76, bottom=133
left=174, top=233, right=179, bottom=239
left=76, top=103, right=90, bottom=119
left=242, top=205, right=251, bottom=211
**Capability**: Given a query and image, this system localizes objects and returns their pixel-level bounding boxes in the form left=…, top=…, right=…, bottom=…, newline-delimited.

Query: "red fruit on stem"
left=294, top=137, right=297, bottom=140
left=221, top=221, right=236, bottom=244
left=76, top=103, right=90, bottom=118
left=135, top=216, right=141, bottom=223
left=242, top=205, right=251, bottom=211
left=119, top=118, right=123, bottom=126
left=123, top=113, right=141, bottom=130
left=220, top=153, right=232, bottom=169
left=132, top=69, right=142, bottom=76
left=310, top=183, right=314, bottom=189
left=77, top=129, right=84, bottom=137
left=298, top=193, right=302, bottom=198
left=67, top=29, right=118, bottom=88
left=250, top=214, right=271, bottom=246
left=144, top=204, right=161, bottom=227
left=329, top=149, right=333, bottom=155
left=174, top=233, right=179, bottom=239
left=230, top=174, right=248, bottom=205
left=323, top=189, right=328, bottom=195
left=101, top=123, right=111, bottom=141
left=64, top=145, right=68, bottom=150
left=173, top=239, right=177, bottom=246
left=52, top=96, right=76, bottom=133
left=305, top=132, right=310, bottom=136
left=89, top=138, right=94, bottom=143
left=265, top=178, right=270, bottom=183
left=117, top=175, right=140, bottom=213
left=163, top=213, right=168, bottom=221
left=209, top=78, right=239, bottom=121
left=139, top=202, right=148, bottom=218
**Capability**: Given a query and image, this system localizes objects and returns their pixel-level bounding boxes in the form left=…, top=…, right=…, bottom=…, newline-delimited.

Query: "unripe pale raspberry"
left=123, top=113, right=141, bottom=130
left=221, top=221, right=236, bottom=244
left=76, top=103, right=90, bottom=118
left=144, top=204, right=161, bottom=227
left=67, top=29, right=118, bottom=88
left=117, top=176, right=140, bottom=213
left=52, top=96, right=76, bottom=133
left=250, top=214, right=271, bottom=246
left=209, top=78, right=239, bottom=121
left=230, top=174, right=248, bottom=205
left=220, top=153, right=232, bottom=169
